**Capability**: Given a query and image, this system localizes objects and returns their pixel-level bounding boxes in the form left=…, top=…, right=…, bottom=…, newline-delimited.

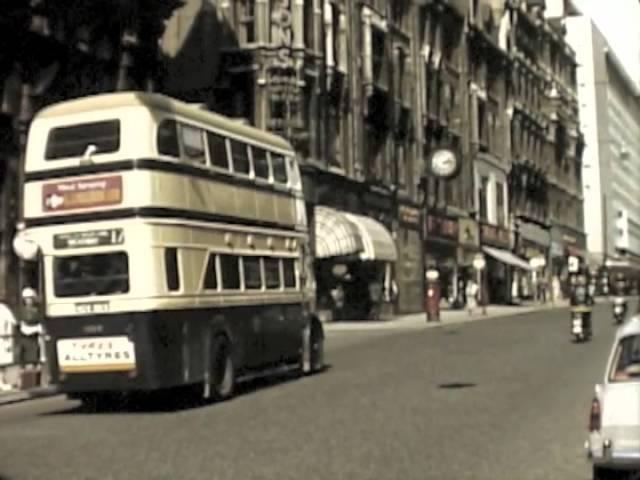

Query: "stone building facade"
left=0, top=0, right=585, bottom=321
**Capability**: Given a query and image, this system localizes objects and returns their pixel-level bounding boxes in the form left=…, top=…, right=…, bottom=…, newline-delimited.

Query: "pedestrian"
left=551, top=276, right=561, bottom=304
left=466, top=278, right=479, bottom=316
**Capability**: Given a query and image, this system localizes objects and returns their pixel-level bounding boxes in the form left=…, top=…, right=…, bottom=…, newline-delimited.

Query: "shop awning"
left=314, top=207, right=398, bottom=262
left=482, top=246, right=532, bottom=271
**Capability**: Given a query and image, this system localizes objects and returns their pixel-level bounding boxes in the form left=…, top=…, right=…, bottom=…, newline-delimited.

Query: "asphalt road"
left=0, top=302, right=628, bottom=480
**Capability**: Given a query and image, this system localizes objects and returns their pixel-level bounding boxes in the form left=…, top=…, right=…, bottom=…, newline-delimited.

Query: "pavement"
left=323, top=299, right=573, bottom=333
left=0, top=301, right=624, bottom=480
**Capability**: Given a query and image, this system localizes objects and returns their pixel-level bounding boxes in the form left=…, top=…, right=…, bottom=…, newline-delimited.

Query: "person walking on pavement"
left=466, top=278, right=479, bottom=316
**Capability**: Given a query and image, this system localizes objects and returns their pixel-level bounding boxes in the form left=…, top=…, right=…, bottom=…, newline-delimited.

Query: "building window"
left=496, top=181, right=505, bottom=227
left=478, top=175, right=489, bottom=222
left=372, top=27, right=386, bottom=84
left=477, top=100, right=487, bottom=147
left=396, top=142, right=407, bottom=190
left=304, top=0, right=315, bottom=50
left=238, top=0, right=255, bottom=44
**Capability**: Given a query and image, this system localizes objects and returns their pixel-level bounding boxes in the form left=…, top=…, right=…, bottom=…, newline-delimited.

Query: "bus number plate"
left=54, top=229, right=124, bottom=249
left=75, top=302, right=110, bottom=314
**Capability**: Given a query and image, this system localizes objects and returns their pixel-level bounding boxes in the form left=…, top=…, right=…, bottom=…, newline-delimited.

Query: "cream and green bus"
left=14, top=91, right=324, bottom=403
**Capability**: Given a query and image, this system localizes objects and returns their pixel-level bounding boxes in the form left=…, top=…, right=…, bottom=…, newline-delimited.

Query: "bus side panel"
left=44, top=304, right=304, bottom=394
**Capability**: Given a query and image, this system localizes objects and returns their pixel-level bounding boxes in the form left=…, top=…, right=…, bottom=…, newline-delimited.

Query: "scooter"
left=613, top=297, right=627, bottom=325
left=571, top=305, right=592, bottom=342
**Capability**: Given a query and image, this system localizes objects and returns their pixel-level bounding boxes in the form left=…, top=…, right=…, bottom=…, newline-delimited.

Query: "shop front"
left=517, top=221, right=551, bottom=301
left=456, top=217, right=480, bottom=308
left=310, top=176, right=398, bottom=322
left=479, top=222, right=531, bottom=304
left=424, top=213, right=459, bottom=308
left=396, top=202, right=423, bottom=313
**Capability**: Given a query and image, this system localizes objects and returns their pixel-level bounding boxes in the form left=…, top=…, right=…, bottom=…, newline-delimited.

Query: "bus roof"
left=34, top=91, right=294, bottom=152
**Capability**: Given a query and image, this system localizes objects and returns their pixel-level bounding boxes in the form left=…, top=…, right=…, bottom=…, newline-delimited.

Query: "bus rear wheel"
left=206, top=336, right=235, bottom=401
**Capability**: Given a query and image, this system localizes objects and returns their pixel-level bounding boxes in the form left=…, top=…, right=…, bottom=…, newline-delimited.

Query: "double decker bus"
left=13, top=91, right=325, bottom=403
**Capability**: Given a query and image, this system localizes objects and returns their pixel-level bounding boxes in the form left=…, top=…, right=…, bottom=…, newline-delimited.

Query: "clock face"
left=430, top=149, right=459, bottom=179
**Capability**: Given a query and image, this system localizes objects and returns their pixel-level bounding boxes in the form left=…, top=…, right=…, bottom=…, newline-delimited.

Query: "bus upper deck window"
left=180, top=124, right=205, bottom=164
left=271, top=153, right=288, bottom=184
left=206, top=132, right=229, bottom=170
left=45, top=120, right=120, bottom=160
left=157, top=119, right=180, bottom=157
left=252, top=147, right=270, bottom=180
left=230, top=140, right=251, bottom=175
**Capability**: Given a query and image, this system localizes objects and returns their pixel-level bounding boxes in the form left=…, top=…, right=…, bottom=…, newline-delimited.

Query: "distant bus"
left=13, top=91, right=324, bottom=404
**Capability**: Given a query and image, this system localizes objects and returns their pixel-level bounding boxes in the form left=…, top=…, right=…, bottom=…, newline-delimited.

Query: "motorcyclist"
left=570, top=272, right=593, bottom=338
left=612, top=274, right=628, bottom=323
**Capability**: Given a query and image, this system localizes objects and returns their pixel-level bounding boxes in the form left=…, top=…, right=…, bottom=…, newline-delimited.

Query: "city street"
left=0, top=303, right=626, bottom=480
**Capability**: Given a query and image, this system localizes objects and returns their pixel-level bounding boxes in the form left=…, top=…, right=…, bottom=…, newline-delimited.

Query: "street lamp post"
left=421, top=147, right=462, bottom=323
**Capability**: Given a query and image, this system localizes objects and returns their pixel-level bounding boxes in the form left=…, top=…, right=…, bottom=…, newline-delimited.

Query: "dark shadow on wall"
left=158, top=0, right=242, bottom=112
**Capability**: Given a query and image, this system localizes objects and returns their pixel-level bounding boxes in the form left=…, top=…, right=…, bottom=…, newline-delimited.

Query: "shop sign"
left=480, top=222, right=510, bottom=249
left=362, top=189, right=393, bottom=213
left=398, top=204, right=420, bottom=228
left=562, top=234, right=577, bottom=246
left=425, top=214, right=458, bottom=241
left=550, top=241, right=564, bottom=258
left=458, top=218, right=479, bottom=247
left=271, top=0, right=295, bottom=69
left=519, top=222, right=551, bottom=248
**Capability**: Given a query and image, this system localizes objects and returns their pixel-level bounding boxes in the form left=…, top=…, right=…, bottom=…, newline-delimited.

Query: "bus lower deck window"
left=53, top=252, right=129, bottom=297
left=220, top=255, right=241, bottom=290
left=282, top=259, right=296, bottom=288
left=165, top=248, right=180, bottom=292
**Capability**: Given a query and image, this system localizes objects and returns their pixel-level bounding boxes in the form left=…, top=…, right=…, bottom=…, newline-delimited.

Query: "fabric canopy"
left=482, top=246, right=532, bottom=271
left=314, top=207, right=398, bottom=262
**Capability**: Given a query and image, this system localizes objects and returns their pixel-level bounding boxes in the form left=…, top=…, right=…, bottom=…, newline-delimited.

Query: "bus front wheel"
left=206, top=335, right=235, bottom=401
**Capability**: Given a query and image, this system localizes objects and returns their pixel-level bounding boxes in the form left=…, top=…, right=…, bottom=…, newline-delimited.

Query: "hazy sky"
left=573, top=0, right=640, bottom=85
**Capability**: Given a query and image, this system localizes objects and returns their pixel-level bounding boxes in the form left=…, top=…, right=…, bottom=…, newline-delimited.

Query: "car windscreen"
left=53, top=252, right=129, bottom=298
left=609, top=334, right=640, bottom=382
left=45, top=120, right=120, bottom=160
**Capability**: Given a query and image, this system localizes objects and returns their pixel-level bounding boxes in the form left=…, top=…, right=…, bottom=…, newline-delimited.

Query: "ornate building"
left=0, top=0, right=585, bottom=322
left=416, top=0, right=474, bottom=310
left=0, top=0, right=181, bottom=308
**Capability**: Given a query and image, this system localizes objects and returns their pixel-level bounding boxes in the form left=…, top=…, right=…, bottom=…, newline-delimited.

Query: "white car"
left=586, top=315, right=640, bottom=479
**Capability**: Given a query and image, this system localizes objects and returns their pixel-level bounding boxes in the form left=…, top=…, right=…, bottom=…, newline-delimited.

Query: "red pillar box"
left=425, top=269, right=441, bottom=322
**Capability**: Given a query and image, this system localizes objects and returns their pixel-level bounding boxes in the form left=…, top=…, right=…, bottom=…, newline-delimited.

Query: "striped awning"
left=482, top=246, right=532, bottom=271
left=314, top=207, right=398, bottom=262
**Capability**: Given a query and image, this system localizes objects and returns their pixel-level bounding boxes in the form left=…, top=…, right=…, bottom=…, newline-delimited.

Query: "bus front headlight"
left=13, top=232, right=40, bottom=261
